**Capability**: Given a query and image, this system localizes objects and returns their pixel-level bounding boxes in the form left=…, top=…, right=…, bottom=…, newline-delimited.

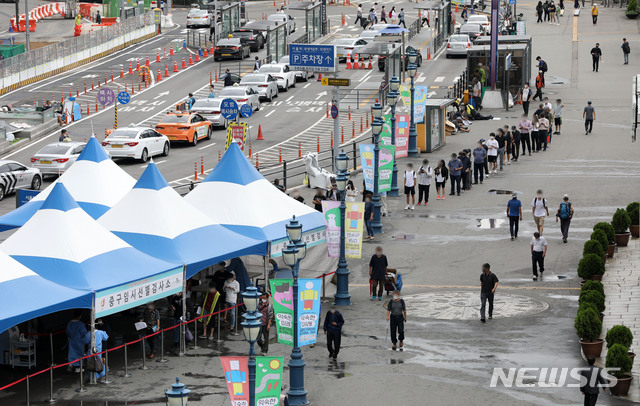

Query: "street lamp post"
left=164, top=377, right=191, bottom=406
left=387, top=76, right=401, bottom=197
left=334, top=151, right=351, bottom=306
left=282, top=217, right=308, bottom=405
left=407, top=50, right=419, bottom=157
left=240, top=287, right=261, bottom=406
left=371, top=103, right=383, bottom=234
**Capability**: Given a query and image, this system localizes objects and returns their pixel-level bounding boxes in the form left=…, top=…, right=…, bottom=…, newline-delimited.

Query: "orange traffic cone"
left=188, top=55, right=194, bottom=65
left=203, top=47, right=208, bottom=57
left=156, top=50, right=161, bottom=63
left=128, top=62, right=133, bottom=75
left=368, top=56, right=373, bottom=69
left=145, top=54, right=150, bottom=66
left=455, top=4, right=459, bottom=12
left=120, top=66, right=125, bottom=78
left=136, top=59, right=140, bottom=71
left=346, top=53, right=352, bottom=69
left=317, top=73, right=322, bottom=81
left=182, top=57, right=187, bottom=68
left=173, top=60, right=180, bottom=72
left=170, top=44, right=174, bottom=56
left=353, top=54, right=360, bottom=69
left=256, top=124, right=264, bottom=140
left=195, top=52, right=200, bottom=62
left=164, top=64, right=170, bottom=77
left=157, top=68, right=162, bottom=82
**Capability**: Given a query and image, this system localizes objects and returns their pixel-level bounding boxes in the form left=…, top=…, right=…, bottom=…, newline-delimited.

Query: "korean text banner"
left=95, top=267, right=183, bottom=318
left=360, top=144, right=375, bottom=192
left=297, top=278, right=321, bottom=346
left=269, top=227, right=326, bottom=258
left=255, top=356, right=284, bottom=406
left=225, top=122, right=247, bottom=151
left=321, top=201, right=341, bottom=258
left=344, top=202, right=364, bottom=258
left=221, top=356, right=250, bottom=406
left=381, top=114, right=409, bottom=158
left=359, top=144, right=393, bottom=193
left=269, top=279, right=294, bottom=346
left=399, top=85, right=429, bottom=123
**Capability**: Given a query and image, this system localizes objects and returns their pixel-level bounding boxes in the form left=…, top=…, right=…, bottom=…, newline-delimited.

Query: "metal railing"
left=449, top=68, right=469, bottom=99
left=407, top=18, right=420, bottom=41
left=0, top=11, right=157, bottom=94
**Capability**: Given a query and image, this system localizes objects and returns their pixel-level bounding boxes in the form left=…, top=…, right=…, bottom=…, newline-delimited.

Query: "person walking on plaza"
left=364, top=195, right=374, bottom=240
left=472, top=78, right=482, bottom=110
left=96, top=10, right=101, bottom=24
left=580, top=356, right=607, bottom=406
left=591, top=43, right=602, bottom=72
left=369, top=247, right=388, bottom=301
left=421, top=9, right=430, bottom=27
left=548, top=1, right=556, bottom=23
left=533, top=71, right=545, bottom=101
left=486, top=134, right=499, bottom=174
left=556, top=194, right=574, bottom=243
left=386, top=291, right=406, bottom=350
left=435, top=160, right=448, bottom=200
left=460, top=150, right=471, bottom=191
left=531, top=232, right=548, bottom=281
left=479, top=263, right=498, bottom=322
left=511, top=125, right=520, bottom=161
left=323, top=305, right=344, bottom=360
left=398, top=8, right=406, bottom=28
left=223, top=69, right=233, bottom=87
left=622, top=38, right=631, bottom=64
left=66, top=310, right=87, bottom=373
left=257, top=292, right=273, bottom=355
left=417, top=159, right=432, bottom=206
left=224, top=273, right=240, bottom=334
left=380, top=5, right=387, bottom=23
left=495, top=129, right=506, bottom=171
left=518, top=115, right=532, bottom=156
left=522, top=82, right=533, bottom=115
left=583, top=100, right=596, bottom=135
left=536, top=1, right=544, bottom=22
left=354, top=4, right=363, bottom=26
left=538, top=112, right=549, bottom=151
left=140, top=302, right=160, bottom=358
left=532, top=190, right=549, bottom=235
left=553, top=99, right=564, bottom=135
left=473, top=141, right=487, bottom=184
left=448, top=153, right=463, bottom=196
left=404, top=163, right=417, bottom=210
left=591, top=3, right=598, bottom=25
left=507, top=193, right=523, bottom=240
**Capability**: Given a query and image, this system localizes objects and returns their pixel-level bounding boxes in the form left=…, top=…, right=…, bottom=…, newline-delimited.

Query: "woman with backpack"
left=434, top=159, right=448, bottom=200
left=555, top=194, right=574, bottom=243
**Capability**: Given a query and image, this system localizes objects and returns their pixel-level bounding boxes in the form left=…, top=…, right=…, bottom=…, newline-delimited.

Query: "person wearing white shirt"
left=485, top=133, right=499, bottom=174
left=403, top=163, right=417, bottom=210
left=223, top=274, right=240, bottom=334
left=530, top=232, right=548, bottom=281
left=531, top=189, right=550, bottom=235
left=416, top=159, right=433, bottom=206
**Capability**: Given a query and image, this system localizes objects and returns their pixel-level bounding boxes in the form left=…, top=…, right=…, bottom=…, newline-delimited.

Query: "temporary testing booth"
left=466, top=44, right=530, bottom=98
left=416, top=98, right=456, bottom=153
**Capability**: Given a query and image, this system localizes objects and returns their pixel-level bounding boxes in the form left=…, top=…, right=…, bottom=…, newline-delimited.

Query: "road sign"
left=321, top=77, right=350, bottom=87
left=97, top=88, right=115, bottom=107
left=117, top=91, right=131, bottom=105
left=240, top=103, right=253, bottom=118
left=330, top=104, right=338, bottom=119
left=288, top=44, right=336, bottom=73
left=221, top=98, right=239, bottom=120
left=509, top=0, right=516, bottom=4
left=225, top=122, right=248, bottom=151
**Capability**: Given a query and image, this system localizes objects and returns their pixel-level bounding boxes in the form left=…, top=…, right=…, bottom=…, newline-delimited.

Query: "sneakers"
left=436, top=196, right=440, bottom=200
left=533, top=276, right=538, bottom=281
left=480, top=319, right=486, bottom=323
left=488, top=316, right=493, bottom=320
left=424, top=202, right=428, bottom=206
left=378, top=296, right=382, bottom=301
left=507, top=161, right=511, bottom=165
left=442, top=195, right=446, bottom=200
left=410, top=205, right=415, bottom=210
left=416, top=202, right=421, bottom=206
left=370, top=295, right=376, bottom=301
left=404, top=205, right=410, bottom=210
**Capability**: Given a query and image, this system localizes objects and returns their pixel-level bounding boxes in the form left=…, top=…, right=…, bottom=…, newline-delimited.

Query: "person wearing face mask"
left=323, top=305, right=345, bottom=360
left=257, top=292, right=274, bottom=355
left=224, top=274, right=240, bottom=334
left=479, top=263, right=499, bottom=322
left=140, top=302, right=160, bottom=358
left=199, top=284, right=221, bottom=340
left=386, top=292, right=406, bottom=350
left=369, top=246, right=388, bottom=301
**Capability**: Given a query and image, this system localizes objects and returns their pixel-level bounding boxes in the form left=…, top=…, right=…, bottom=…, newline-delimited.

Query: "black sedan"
left=232, top=29, right=265, bottom=52
left=377, top=46, right=423, bottom=72
left=213, top=38, right=251, bottom=61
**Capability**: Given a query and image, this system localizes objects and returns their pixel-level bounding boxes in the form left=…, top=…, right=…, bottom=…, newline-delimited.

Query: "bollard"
left=352, top=121, right=355, bottom=139
left=193, top=322, right=200, bottom=350
left=76, top=357, right=87, bottom=392
left=91, top=78, right=95, bottom=91
left=210, top=72, right=212, bottom=85
left=157, top=329, right=168, bottom=363
left=360, top=116, right=363, bottom=133
left=87, top=102, right=90, bottom=116
left=104, top=73, right=108, bottom=85
left=123, top=342, right=132, bottom=378
left=331, top=136, right=334, bottom=150
left=348, top=105, right=351, bottom=120
left=194, top=163, right=198, bottom=181
left=69, top=87, right=72, bottom=98
left=102, top=350, right=112, bottom=384
left=110, top=70, right=114, bottom=82
left=84, top=81, right=87, bottom=94
left=201, top=157, right=204, bottom=175
left=218, top=150, right=221, bottom=161
left=256, top=153, right=259, bottom=169
left=76, top=84, right=79, bottom=97
left=341, top=126, right=344, bottom=143
left=317, top=136, right=320, bottom=153
left=216, top=312, right=223, bottom=343
left=279, top=148, right=282, bottom=163
left=322, top=274, right=327, bottom=301
left=298, top=142, right=302, bottom=158
left=44, top=366, right=56, bottom=403
left=366, top=112, right=370, bottom=128
left=140, top=337, right=149, bottom=370
left=326, top=103, right=329, bottom=118
left=49, top=332, right=55, bottom=366
left=26, top=374, right=30, bottom=406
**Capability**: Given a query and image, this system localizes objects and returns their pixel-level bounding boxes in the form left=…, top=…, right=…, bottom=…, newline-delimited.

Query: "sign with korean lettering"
left=359, top=144, right=394, bottom=193
left=255, top=356, right=284, bottom=406
left=95, top=267, right=183, bottom=317
left=269, top=227, right=326, bottom=258
left=225, top=122, right=247, bottom=151
left=221, top=356, right=250, bottom=406
left=399, top=85, right=429, bottom=123
left=321, top=201, right=341, bottom=258
left=297, top=278, right=321, bottom=346
left=344, top=202, right=364, bottom=258
left=288, top=44, right=336, bottom=72
left=269, top=279, right=294, bottom=347
left=381, top=114, right=409, bottom=158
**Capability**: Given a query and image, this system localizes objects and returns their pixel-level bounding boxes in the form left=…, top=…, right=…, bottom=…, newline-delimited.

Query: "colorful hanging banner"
left=269, top=279, right=294, bottom=346
left=399, top=85, right=429, bottom=123
left=297, top=278, right=322, bottom=346
left=381, top=114, right=409, bottom=158
left=359, top=144, right=394, bottom=193
left=220, top=356, right=250, bottom=406
left=360, top=144, right=375, bottom=192
left=344, top=201, right=365, bottom=258
left=225, top=122, right=248, bottom=151
left=255, top=356, right=284, bottom=406
left=321, top=201, right=341, bottom=258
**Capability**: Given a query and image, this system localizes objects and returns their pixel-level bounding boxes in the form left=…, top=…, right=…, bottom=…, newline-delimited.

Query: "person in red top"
left=532, top=71, right=545, bottom=101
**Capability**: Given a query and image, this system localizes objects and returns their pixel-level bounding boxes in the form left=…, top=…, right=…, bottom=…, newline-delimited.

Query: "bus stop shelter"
left=288, top=1, right=323, bottom=43
left=416, top=98, right=456, bottom=153
left=415, top=1, right=452, bottom=51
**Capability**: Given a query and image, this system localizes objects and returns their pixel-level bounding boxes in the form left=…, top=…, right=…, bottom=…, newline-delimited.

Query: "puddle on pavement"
left=391, top=233, right=415, bottom=240
left=327, top=361, right=352, bottom=379
left=389, top=359, right=405, bottom=364
left=486, top=189, right=521, bottom=195
left=476, top=219, right=507, bottom=229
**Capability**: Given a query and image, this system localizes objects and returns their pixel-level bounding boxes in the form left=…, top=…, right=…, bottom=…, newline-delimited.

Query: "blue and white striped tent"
left=0, top=136, right=135, bottom=232
left=0, top=250, right=92, bottom=333
left=99, top=161, right=267, bottom=278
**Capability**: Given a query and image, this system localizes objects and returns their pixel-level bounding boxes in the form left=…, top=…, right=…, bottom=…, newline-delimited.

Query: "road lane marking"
left=265, top=110, right=275, bottom=117
left=198, top=142, right=217, bottom=150
left=434, top=76, right=444, bottom=82
left=286, top=96, right=294, bottom=102
left=304, top=83, right=311, bottom=88
left=415, top=77, right=426, bottom=83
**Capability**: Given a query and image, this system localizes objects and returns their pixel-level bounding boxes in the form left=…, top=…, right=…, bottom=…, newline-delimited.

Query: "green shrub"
left=577, top=254, right=605, bottom=280
left=581, top=280, right=604, bottom=297
left=594, top=222, right=615, bottom=244
left=591, top=230, right=609, bottom=253
left=583, top=239, right=605, bottom=258
left=575, top=307, right=602, bottom=342
left=579, top=290, right=606, bottom=313
left=612, top=208, right=631, bottom=234
left=628, top=207, right=639, bottom=226
left=606, top=344, right=633, bottom=378
left=627, top=202, right=639, bottom=213
left=578, top=301, right=600, bottom=317
left=606, top=325, right=633, bottom=350
left=627, top=0, right=640, bottom=15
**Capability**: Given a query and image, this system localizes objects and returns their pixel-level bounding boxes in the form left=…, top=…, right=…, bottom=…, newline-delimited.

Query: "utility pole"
left=24, top=0, right=30, bottom=52
left=332, top=75, right=339, bottom=172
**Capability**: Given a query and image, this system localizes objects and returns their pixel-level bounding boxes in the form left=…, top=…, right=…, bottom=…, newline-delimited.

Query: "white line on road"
left=265, top=110, right=275, bottom=117
left=415, top=77, right=426, bottom=83
left=140, top=159, right=167, bottom=168
left=197, top=142, right=217, bottom=150
left=358, top=70, right=374, bottom=84
left=304, top=83, right=311, bottom=88
left=434, top=76, right=445, bottom=82
left=286, top=96, right=294, bottom=102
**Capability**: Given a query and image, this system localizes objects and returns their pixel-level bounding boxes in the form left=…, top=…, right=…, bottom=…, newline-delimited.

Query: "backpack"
left=623, top=42, right=631, bottom=54
left=533, top=197, right=547, bottom=209
left=539, top=60, right=548, bottom=72
left=559, top=202, right=572, bottom=219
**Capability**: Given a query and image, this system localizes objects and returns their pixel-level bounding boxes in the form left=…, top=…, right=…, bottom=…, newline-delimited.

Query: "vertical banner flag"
left=345, top=202, right=365, bottom=258
left=221, top=356, right=250, bottom=406
left=399, top=85, right=429, bottom=123
left=380, top=114, right=409, bottom=158
left=297, top=278, right=322, bottom=346
left=269, top=279, right=294, bottom=346
left=359, top=144, right=394, bottom=193
left=360, top=144, right=375, bottom=192
left=321, top=201, right=341, bottom=258
left=255, top=356, right=284, bottom=406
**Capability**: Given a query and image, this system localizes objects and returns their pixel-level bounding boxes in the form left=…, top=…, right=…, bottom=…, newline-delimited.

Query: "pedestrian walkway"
left=601, top=237, right=640, bottom=401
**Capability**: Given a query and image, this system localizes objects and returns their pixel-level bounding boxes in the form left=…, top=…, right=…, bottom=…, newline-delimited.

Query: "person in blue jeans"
left=506, top=193, right=523, bottom=240
left=364, top=195, right=374, bottom=240
left=472, top=141, right=487, bottom=184
left=447, top=153, right=462, bottom=196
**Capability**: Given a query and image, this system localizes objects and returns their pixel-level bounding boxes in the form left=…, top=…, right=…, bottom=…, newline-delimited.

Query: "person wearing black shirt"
left=591, top=43, right=602, bottom=72
left=580, top=356, right=607, bottom=405
left=312, top=188, right=326, bottom=211
left=323, top=306, right=345, bottom=360
left=479, top=263, right=499, bottom=322
left=211, top=263, right=232, bottom=303
left=168, top=292, right=184, bottom=346
left=495, top=129, right=506, bottom=171
left=511, top=126, right=521, bottom=161
left=368, top=247, right=388, bottom=301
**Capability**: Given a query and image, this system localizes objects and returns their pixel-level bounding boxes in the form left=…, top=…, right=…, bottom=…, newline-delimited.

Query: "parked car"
left=446, top=34, right=472, bottom=58
left=214, top=38, right=251, bottom=61
left=279, top=55, right=314, bottom=81
left=221, top=72, right=243, bottom=87
left=240, top=74, right=279, bottom=101
left=186, top=8, right=211, bottom=28
left=155, top=113, right=212, bottom=146
left=267, top=13, right=295, bottom=34
left=189, top=98, right=229, bottom=128
left=333, top=37, right=369, bottom=62
left=377, top=46, right=422, bottom=72
left=358, top=23, right=390, bottom=41
left=102, top=127, right=170, bottom=162
left=258, top=63, right=296, bottom=91
left=467, top=15, right=491, bottom=33
left=30, top=141, right=85, bottom=177
left=0, top=159, right=42, bottom=200
left=232, top=29, right=265, bottom=52
left=218, top=86, right=261, bottom=112
left=459, top=23, right=485, bottom=41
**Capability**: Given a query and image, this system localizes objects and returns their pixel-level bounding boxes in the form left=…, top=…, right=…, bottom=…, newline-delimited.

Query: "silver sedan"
left=218, top=86, right=261, bottom=112
left=190, top=98, right=229, bottom=128
left=446, top=34, right=472, bottom=58
left=240, top=73, right=279, bottom=102
left=30, top=141, right=85, bottom=177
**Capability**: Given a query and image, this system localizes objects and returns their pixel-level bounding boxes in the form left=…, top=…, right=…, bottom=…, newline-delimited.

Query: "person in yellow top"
left=198, top=285, right=220, bottom=340
left=591, top=4, right=598, bottom=25
left=75, top=14, right=82, bottom=26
